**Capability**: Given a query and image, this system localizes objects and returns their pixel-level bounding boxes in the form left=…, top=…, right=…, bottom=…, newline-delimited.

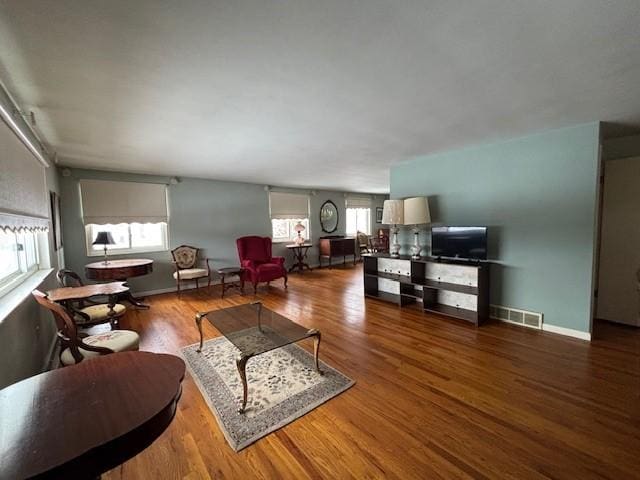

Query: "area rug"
left=181, top=330, right=355, bottom=451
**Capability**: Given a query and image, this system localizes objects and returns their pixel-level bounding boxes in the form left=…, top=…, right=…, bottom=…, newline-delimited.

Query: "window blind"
left=269, top=191, right=309, bottom=219
left=345, top=195, right=372, bottom=209
left=0, top=119, right=48, bottom=232
left=80, top=180, right=168, bottom=225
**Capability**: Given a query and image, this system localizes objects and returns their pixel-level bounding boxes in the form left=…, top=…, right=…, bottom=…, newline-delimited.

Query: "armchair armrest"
left=271, top=256, right=285, bottom=266
left=241, top=259, right=256, bottom=270
left=204, top=257, right=213, bottom=274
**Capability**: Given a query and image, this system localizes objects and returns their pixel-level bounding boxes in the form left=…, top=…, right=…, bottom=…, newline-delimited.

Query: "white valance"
left=269, top=191, right=309, bottom=219
left=345, top=195, right=372, bottom=209
left=0, top=119, right=48, bottom=232
left=80, top=179, right=168, bottom=225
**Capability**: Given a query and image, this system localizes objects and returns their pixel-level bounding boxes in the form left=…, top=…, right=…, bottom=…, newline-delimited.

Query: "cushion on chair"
left=76, top=303, right=126, bottom=324
left=173, top=268, right=209, bottom=280
left=60, top=330, right=140, bottom=366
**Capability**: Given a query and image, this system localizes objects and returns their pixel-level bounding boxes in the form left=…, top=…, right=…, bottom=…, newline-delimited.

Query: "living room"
left=1, top=2, right=639, bottom=479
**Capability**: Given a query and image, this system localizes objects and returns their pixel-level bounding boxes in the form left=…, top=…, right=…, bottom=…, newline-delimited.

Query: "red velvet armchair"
left=236, top=236, right=288, bottom=293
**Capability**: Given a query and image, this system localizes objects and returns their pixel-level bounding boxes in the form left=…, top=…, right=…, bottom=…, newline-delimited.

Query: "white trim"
left=542, top=323, right=592, bottom=341
left=0, top=268, right=53, bottom=323
left=134, top=276, right=242, bottom=297
left=493, top=316, right=541, bottom=330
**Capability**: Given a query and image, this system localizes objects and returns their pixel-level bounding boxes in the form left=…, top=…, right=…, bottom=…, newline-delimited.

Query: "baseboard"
left=134, top=276, right=241, bottom=298
left=542, top=323, right=591, bottom=341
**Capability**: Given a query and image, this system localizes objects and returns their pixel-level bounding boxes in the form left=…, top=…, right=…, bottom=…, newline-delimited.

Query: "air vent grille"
left=490, top=305, right=542, bottom=329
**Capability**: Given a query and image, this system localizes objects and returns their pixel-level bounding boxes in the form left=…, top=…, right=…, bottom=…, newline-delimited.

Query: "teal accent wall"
left=59, top=168, right=386, bottom=294
left=390, top=123, right=601, bottom=333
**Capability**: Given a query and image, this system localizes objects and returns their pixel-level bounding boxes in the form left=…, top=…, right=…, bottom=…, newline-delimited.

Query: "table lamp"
left=93, top=231, right=115, bottom=264
left=381, top=199, right=404, bottom=258
left=293, top=222, right=306, bottom=245
left=403, top=197, right=431, bottom=259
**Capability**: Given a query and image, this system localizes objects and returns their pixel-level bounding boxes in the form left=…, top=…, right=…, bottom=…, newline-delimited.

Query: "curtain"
left=269, top=191, right=309, bottom=219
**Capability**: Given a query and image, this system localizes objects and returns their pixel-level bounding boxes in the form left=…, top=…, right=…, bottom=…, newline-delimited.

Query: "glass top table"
left=195, top=302, right=323, bottom=413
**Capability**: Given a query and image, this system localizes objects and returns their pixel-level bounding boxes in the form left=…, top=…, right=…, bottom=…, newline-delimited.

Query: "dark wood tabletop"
left=85, top=258, right=153, bottom=271
left=46, top=281, right=129, bottom=302
left=0, top=351, right=185, bottom=479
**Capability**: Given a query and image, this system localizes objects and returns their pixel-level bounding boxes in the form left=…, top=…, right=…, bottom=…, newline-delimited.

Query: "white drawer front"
left=378, top=278, right=400, bottom=295
left=378, top=258, right=411, bottom=276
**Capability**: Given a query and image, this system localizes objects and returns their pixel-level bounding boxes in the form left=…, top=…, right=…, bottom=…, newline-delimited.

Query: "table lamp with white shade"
left=381, top=199, right=404, bottom=258
left=293, top=222, right=306, bottom=245
left=403, top=197, right=431, bottom=259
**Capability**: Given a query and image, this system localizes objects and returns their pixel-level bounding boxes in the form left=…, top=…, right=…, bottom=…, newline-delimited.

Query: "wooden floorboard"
left=103, top=265, right=640, bottom=479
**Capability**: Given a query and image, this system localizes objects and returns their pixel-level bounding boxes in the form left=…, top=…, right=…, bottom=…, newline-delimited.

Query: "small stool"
left=216, top=267, right=244, bottom=298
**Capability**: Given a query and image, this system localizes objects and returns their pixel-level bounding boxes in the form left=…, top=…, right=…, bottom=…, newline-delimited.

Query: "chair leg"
left=177, top=280, right=180, bottom=298
left=195, top=278, right=199, bottom=290
left=253, top=282, right=258, bottom=294
left=284, top=275, right=288, bottom=289
left=208, top=275, right=211, bottom=293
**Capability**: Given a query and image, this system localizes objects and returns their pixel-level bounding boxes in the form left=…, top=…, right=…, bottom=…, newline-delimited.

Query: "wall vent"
left=490, top=305, right=543, bottom=329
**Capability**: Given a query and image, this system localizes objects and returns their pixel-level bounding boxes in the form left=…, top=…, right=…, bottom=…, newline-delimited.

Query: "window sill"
left=86, top=248, right=168, bottom=257
left=0, top=268, right=54, bottom=324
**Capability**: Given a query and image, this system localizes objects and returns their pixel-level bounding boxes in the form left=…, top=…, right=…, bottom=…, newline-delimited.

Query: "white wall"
left=596, top=156, right=640, bottom=326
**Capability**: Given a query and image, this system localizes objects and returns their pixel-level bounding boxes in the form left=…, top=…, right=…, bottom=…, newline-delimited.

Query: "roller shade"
left=0, top=119, right=48, bottom=232
left=80, top=179, right=168, bottom=225
left=345, top=195, right=371, bottom=208
left=269, top=191, right=309, bottom=219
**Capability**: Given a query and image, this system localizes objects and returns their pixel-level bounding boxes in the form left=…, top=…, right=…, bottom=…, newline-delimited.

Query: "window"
left=346, top=208, right=371, bottom=236
left=86, top=223, right=168, bottom=256
left=269, top=191, right=310, bottom=243
left=0, top=230, right=40, bottom=297
left=271, top=218, right=310, bottom=243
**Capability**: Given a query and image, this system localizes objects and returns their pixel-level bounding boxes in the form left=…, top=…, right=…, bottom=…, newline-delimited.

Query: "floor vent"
left=490, top=305, right=542, bottom=329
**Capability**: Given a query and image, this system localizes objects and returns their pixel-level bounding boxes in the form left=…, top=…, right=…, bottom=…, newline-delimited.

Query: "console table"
left=318, top=236, right=356, bottom=268
left=85, top=258, right=153, bottom=308
left=363, top=253, right=490, bottom=325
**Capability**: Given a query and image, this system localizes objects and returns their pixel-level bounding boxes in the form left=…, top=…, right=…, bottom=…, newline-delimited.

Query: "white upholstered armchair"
left=171, top=245, right=212, bottom=296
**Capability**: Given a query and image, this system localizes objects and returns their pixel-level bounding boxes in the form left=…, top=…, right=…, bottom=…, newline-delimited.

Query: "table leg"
left=195, top=313, right=204, bottom=352
left=107, top=294, right=118, bottom=329
left=121, top=290, right=150, bottom=309
left=307, top=329, right=324, bottom=375
left=236, top=354, right=249, bottom=413
left=221, top=274, right=226, bottom=298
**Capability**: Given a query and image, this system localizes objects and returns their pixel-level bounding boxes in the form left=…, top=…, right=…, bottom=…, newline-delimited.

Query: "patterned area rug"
left=181, top=330, right=355, bottom=451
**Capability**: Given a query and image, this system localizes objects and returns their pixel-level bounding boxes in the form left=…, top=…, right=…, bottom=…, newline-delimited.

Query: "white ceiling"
left=1, top=1, right=640, bottom=193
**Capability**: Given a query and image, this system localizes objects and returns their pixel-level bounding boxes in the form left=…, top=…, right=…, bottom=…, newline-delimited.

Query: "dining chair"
left=32, top=290, right=139, bottom=366
left=56, top=269, right=127, bottom=329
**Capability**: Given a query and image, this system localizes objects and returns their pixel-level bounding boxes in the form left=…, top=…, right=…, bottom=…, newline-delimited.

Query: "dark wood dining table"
left=85, top=258, right=154, bottom=309
left=0, top=351, right=185, bottom=479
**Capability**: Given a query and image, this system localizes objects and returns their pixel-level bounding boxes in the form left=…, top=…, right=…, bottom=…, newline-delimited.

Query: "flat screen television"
left=431, top=226, right=488, bottom=260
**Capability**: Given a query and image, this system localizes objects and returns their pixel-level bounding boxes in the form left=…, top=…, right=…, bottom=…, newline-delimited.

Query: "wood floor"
left=104, top=265, right=640, bottom=480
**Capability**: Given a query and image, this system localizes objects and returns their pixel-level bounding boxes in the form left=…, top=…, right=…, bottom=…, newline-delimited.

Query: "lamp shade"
left=294, top=222, right=306, bottom=233
left=381, top=200, right=404, bottom=225
left=403, top=197, right=431, bottom=225
left=92, top=231, right=115, bottom=246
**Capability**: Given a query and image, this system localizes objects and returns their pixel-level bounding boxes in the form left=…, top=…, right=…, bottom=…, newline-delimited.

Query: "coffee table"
left=195, top=302, right=323, bottom=413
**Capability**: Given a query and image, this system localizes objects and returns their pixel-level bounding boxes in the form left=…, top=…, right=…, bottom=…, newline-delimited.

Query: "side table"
left=286, top=243, right=313, bottom=273
left=216, top=267, right=244, bottom=298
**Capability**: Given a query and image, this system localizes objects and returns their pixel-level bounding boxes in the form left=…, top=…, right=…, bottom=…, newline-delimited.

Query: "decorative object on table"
left=356, top=231, right=370, bottom=257
left=92, top=230, right=115, bottom=264
left=50, top=190, right=63, bottom=251
left=319, top=200, right=339, bottom=233
left=403, top=196, right=431, bottom=259
left=216, top=266, right=244, bottom=298
left=236, top=236, right=287, bottom=293
left=293, top=221, right=306, bottom=245
left=318, top=235, right=357, bottom=268
left=85, top=258, right=154, bottom=309
left=171, top=245, right=212, bottom=297
left=370, top=228, right=390, bottom=253
left=381, top=199, right=404, bottom=258
left=0, top=351, right=184, bottom=479
left=286, top=243, right=313, bottom=273
left=187, top=302, right=354, bottom=451
left=376, top=206, right=383, bottom=223
left=33, top=289, right=139, bottom=365
left=56, top=268, right=127, bottom=329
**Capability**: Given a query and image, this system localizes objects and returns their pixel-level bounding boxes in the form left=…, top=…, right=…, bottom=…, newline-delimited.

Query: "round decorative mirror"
left=319, top=200, right=339, bottom=233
